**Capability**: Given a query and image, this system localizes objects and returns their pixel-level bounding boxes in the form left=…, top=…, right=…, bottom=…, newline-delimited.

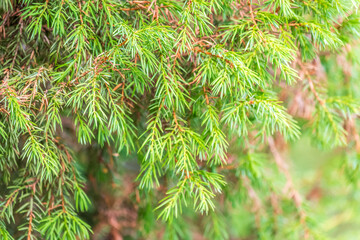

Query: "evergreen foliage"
left=1, top=0, right=360, bottom=239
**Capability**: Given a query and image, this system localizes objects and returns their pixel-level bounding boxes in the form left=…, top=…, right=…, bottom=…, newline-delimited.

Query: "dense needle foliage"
left=1, top=0, right=360, bottom=239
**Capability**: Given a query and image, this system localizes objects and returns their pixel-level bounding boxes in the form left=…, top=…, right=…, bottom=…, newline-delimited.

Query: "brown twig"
left=268, top=137, right=310, bottom=238
left=203, top=86, right=209, bottom=105
left=241, top=175, right=262, bottom=227
left=193, top=47, right=234, bottom=67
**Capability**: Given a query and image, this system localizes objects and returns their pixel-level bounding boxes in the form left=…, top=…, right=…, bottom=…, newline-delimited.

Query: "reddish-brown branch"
left=27, top=209, right=33, bottom=240
left=121, top=79, right=126, bottom=103
left=121, top=6, right=145, bottom=11
left=5, top=180, right=38, bottom=208
left=158, top=96, right=166, bottom=112
left=268, top=137, right=310, bottom=238
left=298, top=59, right=326, bottom=107
left=173, top=110, right=180, bottom=129
left=203, top=86, right=209, bottom=105
left=77, top=0, right=84, bottom=25
left=193, top=47, right=234, bottom=67
left=60, top=187, right=66, bottom=212
left=241, top=175, right=262, bottom=227
left=307, top=75, right=325, bottom=106
left=248, top=0, right=257, bottom=26
left=27, top=181, right=38, bottom=240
